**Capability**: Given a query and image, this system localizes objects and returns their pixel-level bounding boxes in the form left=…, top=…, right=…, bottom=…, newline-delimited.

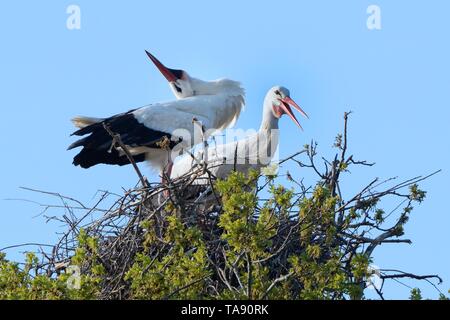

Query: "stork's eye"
left=275, top=90, right=281, bottom=96
left=174, top=83, right=182, bottom=93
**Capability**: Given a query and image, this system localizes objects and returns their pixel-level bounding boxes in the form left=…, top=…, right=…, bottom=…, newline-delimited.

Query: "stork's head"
left=145, top=51, right=194, bottom=99
left=146, top=51, right=244, bottom=99
left=265, top=86, right=308, bottom=129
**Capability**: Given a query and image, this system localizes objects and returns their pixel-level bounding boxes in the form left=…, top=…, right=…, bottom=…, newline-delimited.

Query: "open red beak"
left=145, top=50, right=183, bottom=82
left=279, top=96, right=309, bottom=130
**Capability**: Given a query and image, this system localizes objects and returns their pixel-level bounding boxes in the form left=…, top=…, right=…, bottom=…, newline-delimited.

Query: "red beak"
left=145, top=50, right=183, bottom=82
left=280, top=96, right=309, bottom=130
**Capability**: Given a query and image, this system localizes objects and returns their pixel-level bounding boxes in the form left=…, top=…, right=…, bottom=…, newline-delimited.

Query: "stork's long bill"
left=279, top=96, right=309, bottom=130
left=145, top=50, right=183, bottom=82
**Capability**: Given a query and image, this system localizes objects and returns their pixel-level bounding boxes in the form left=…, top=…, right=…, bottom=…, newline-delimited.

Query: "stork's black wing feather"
left=68, top=110, right=180, bottom=169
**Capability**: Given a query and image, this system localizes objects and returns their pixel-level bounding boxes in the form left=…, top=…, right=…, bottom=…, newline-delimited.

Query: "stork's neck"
left=190, top=77, right=245, bottom=97
left=259, top=102, right=279, bottom=132
left=254, top=103, right=280, bottom=167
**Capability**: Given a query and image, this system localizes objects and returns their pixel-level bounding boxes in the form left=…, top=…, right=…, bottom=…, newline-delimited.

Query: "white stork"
left=170, top=86, right=307, bottom=182
left=68, top=52, right=245, bottom=181
left=71, top=50, right=234, bottom=129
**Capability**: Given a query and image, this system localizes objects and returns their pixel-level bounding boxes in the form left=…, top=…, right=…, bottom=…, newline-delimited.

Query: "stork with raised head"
left=170, top=86, right=308, bottom=182
left=71, top=51, right=233, bottom=129
left=68, top=52, right=245, bottom=182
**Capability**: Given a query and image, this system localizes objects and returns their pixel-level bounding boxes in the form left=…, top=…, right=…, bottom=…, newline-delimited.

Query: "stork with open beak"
left=170, top=86, right=308, bottom=182
left=68, top=52, right=245, bottom=182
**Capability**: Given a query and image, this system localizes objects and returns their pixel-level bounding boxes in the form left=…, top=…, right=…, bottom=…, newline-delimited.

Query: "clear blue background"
left=0, top=0, right=448, bottom=299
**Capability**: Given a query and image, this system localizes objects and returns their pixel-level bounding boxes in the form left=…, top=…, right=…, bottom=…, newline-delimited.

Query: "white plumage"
left=133, top=80, right=244, bottom=136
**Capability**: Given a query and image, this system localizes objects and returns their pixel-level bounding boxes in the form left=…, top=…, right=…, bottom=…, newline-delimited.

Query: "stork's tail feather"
left=71, top=116, right=103, bottom=129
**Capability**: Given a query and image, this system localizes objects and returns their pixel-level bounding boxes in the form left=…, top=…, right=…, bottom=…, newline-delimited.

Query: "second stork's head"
left=145, top=51, right=244, bottom=99
left=263, top=86, right=309, bottom=130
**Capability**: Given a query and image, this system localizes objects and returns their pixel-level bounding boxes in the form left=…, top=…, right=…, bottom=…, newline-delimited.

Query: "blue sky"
left=0, top=0, right=449, bottom=299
